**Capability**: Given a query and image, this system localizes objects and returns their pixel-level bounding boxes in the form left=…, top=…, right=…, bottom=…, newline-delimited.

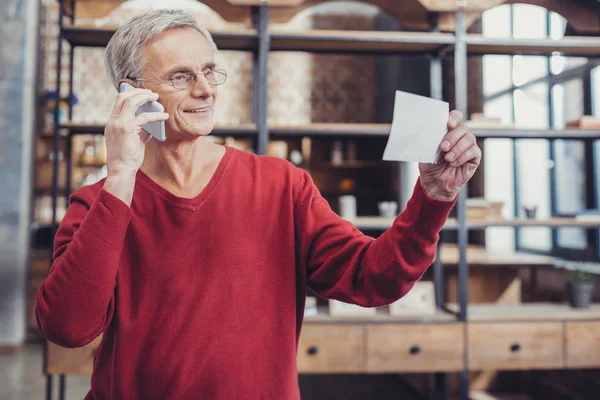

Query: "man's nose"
left=190, top=74, right=214, bottom=97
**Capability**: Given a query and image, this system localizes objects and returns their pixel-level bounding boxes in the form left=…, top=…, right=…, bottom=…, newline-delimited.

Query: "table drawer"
left=566, top=321, right=600, bottom=368
left=297, top=325, right=365, bottom=373
left=366, top=323, right=464, bottom=372
left=468, top=322, right=563, bottom=370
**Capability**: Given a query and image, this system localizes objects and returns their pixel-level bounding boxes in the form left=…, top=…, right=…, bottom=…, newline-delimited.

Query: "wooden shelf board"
left=313, top=161, right=389, bottom=169
left=446, top=303, right=600, bottom=322
left=467, top=35, right=600, bottom=57
left=348, top=216, right=600, bottom=231
left=56, top=122, right=258, bottom=136
left=444, top=217, right=600, bottom=228
left=270, top=29, right=454, bottom=54
left=270, top=123, right=392, bottom=137
left=52, top=124, right=600, bottom=140
left=440, top=243, right=556, bottom=266
left=472, top=128, right=600, bottom=140
left=62, top=25, right=258, bottom=50
left=303, top=305, right=456, bottom=324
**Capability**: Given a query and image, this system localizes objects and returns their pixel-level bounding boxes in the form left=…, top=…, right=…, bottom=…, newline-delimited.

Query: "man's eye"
left=172, top=74, right=188, bottom=82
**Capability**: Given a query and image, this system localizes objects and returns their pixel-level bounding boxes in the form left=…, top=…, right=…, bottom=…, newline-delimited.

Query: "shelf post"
left=430, top=10, right=445, bottom=311
left=66, top=45, right=75, bottom=200
left=252, top=5, right=270, bottom=156
left=454, top=3, right=468, bottom=325
left=52, top=0, right=65, bottom=228
left=455, top=3, right=470, bottom=400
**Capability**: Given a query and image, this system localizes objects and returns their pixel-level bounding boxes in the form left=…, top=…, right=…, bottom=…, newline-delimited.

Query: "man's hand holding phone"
left=102, top=84, right=169, bottom=206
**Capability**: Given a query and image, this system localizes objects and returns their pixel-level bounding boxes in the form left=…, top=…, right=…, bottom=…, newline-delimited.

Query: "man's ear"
left=117, top=78, right=138, bottom=92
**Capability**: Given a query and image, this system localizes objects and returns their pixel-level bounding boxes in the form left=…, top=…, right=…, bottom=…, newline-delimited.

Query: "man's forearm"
left=36, top=189, right=132, bottom=348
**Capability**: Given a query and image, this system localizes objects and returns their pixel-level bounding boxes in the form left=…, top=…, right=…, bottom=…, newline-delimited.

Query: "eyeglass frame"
left=131, top=69, right=228, bottom=90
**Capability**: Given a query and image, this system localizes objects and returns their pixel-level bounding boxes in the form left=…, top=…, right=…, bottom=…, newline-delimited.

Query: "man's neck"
left=140, top=136, right=224, bottom=193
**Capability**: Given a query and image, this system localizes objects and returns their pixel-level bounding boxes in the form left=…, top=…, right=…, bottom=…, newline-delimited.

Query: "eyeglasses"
left=134, top=69, right=227, bottom=90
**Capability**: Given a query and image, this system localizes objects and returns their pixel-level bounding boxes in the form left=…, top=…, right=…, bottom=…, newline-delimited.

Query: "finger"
left=120, top=92, right=161, bottom=118
left=450, top=143, right=481, bottom=167
left=134, top=111, right=169, bottom=127
left=445, top=132, right=476, bottom=164
left=111, top=88, right=152, bottom=117
left=440, top=123, right=469, bottom=152
left=447, top=110, right=464, bottom=130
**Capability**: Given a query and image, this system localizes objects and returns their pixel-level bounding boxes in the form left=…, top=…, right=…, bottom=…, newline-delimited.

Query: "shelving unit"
left=269, top=29, right=454, bottom=54
left=38, top=1, right=600, bottom=400
left=350, top=216, right=600, bottom=231
left=448, top=303, right=600, bottom=322
left=53, top=122, right=259, bottom=137
left=472, top=127, right=600, bottom=139
left=61, top=24, right=259, bottom=49
left=466, top=34, right=600, bottom=57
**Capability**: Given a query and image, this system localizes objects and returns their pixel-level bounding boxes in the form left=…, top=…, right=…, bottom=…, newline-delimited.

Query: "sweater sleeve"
left=295, top=169, right=456, bottom=307
left=35, top=186, right=132, bottom=348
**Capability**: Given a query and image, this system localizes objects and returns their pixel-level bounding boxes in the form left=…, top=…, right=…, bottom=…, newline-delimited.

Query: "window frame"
left=482, top=4, right=600, bottom=260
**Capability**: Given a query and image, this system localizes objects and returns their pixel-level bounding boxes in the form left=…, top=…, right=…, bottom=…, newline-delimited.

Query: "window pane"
left=596, top=140, right=600, bottom=257
left=516, top=139, right=552, bottom=251
left=549, top=11, right=567, bottom=39
left=483, top=55, right=512, bottom=95
left=550, top=55, right=566, bottom=75
left=483, top=94, right=513, bottom=125
left=513, top=4, right=547, bottom=39
left=514, top=83, right=549, bottom=128
left=593, top=66, right=600, bottom=117
left=551, top=56, right=588, bottom=76
left=513, top=55, right=547, bottom=86
left=596, top=141, right=600, bottom=203
left=558, top=228, right=587, bottom=249
left=554, top=133, right=586, bottom=250
left=482, top=5, right=511, bottom=38
left=553, top=79, right=583, bottom=128
left=555, top=140, right=586, bottom=214
left=484, top=139, right=515, bottom=251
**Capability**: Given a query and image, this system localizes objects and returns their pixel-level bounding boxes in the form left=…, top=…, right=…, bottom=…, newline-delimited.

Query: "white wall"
left=0, top=0, right=39, bottom=346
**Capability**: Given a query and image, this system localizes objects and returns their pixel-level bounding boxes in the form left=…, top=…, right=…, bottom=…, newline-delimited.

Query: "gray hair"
left=104, top=9, right=218, bottom=88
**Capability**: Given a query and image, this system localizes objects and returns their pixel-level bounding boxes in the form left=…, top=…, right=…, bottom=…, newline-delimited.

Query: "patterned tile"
left=41, top=1, right=379, bottom=130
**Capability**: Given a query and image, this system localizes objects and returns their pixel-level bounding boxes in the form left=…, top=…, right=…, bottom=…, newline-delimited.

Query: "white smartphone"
left=119, top=82, right=166, bottom=142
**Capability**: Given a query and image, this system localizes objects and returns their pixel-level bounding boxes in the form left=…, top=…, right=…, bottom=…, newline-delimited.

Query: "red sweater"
left=36, top=146, right=455, bottom=400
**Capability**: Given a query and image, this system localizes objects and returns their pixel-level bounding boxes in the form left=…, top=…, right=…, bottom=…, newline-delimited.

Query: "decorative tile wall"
left=41, top=1, right=379, bottom=129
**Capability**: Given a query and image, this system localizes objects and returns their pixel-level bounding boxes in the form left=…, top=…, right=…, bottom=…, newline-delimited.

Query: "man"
left=36, top=8, right=481, bottom=400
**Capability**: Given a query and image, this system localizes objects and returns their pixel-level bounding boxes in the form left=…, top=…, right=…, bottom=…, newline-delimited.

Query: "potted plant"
left=566, top=268, right=595, bottom=309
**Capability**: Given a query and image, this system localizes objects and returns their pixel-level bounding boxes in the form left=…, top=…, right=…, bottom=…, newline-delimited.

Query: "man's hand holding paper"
left=383, top=90, right=481, bottom=201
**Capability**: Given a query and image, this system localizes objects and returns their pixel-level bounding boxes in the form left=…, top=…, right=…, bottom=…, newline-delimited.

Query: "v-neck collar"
left=136, top=145, right=234, bottom=211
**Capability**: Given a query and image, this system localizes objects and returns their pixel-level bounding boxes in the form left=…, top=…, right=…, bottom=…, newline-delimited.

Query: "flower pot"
left=567, top=281, right=595, bottom=309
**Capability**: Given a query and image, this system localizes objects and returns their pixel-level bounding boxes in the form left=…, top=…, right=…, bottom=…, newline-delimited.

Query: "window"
left=514, top=83, right=549, bottom=128
left=512, top=4, right=546, bottom=39
left=482, top=4, right=594, bottom=257
left=553, top=79, right=587, bottom=251
left=592, top=67, right=600, bottom=256
left=484, top=139, right=515, bottom=252
left=516, top=139, right=552, bottom=251
left=483, top=56, right=512, bottom=96
left=482, top=5, right=511, bottom=38
left=593, top=67, right=600, bottom=117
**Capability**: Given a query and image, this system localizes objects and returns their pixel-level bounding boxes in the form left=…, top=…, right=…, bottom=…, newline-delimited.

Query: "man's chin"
left=186, top=122, right=214, bottom=137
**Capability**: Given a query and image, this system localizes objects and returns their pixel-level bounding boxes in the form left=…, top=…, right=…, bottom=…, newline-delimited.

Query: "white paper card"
left=383, top=90, right=449, bottom=164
